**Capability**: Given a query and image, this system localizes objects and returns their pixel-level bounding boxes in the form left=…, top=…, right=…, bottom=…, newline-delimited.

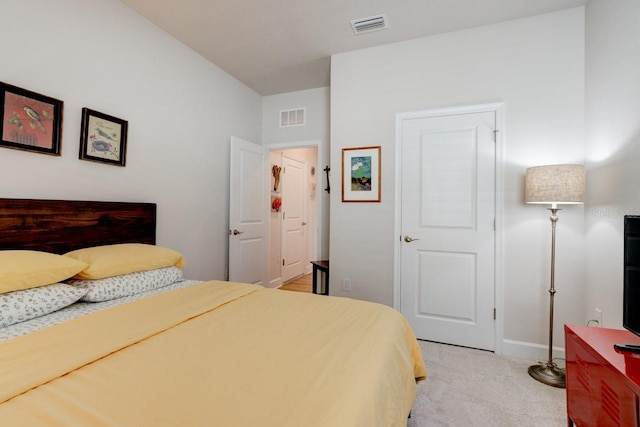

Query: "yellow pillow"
left=0, top=250, right=88, bottom=294
left=64, top=243, right=186, bottom=280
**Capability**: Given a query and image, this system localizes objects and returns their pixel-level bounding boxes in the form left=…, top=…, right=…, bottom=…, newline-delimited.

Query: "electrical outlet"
left=595, top=308, right=602, bottom=327
left=342, top=278, right=351, bottom=292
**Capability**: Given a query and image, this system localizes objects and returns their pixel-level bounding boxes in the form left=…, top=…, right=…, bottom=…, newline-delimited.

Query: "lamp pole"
left=528, top=206, right=566, bottom=388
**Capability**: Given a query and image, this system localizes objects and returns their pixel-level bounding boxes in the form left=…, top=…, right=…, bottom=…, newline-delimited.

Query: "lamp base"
left=528, top=362, right=566, bottom=388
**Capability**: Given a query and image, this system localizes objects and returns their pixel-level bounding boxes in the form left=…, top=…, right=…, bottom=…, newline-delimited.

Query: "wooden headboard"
left=0, top=198, right=156, bottom=254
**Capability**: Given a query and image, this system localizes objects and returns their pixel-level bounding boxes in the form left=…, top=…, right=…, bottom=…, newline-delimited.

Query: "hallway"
left=279, top=274, right=312, bottom=293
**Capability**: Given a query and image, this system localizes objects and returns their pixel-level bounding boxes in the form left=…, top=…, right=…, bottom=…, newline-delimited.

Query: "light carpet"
left=408, top=340, right=567, bottom=427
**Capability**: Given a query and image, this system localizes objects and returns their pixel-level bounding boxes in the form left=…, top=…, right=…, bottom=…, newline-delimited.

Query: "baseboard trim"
left=502, top=339, right=566, bottom=365
left=268, top=278, right=282, bottom=288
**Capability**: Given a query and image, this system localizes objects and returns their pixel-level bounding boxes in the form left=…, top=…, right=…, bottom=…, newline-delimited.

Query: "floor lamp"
left=525, top=164, right=585, bottom=388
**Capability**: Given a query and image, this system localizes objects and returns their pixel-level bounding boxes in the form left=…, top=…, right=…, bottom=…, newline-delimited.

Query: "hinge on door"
left=493, top=129, right=498, bottom=143
left=282, top=259, right=285, bottom=266
left=493, top=308, right=496, bottom=320
left=493, top=219, right=496, bottom=231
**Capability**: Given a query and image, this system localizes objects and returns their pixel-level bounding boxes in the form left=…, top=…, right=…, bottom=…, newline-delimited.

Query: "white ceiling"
left=121, top=0, right=588, bottom=96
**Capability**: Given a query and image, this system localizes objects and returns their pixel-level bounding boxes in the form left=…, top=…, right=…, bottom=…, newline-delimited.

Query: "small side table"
left=310, top=260, right=329, bottom=295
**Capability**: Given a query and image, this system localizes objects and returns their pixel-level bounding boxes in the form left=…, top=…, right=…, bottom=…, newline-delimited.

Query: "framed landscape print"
left=342, top=146, right=381, bottom=202
left=0, top=82, right=63, bottom=156
left=79, top=108, right=128, bottom=166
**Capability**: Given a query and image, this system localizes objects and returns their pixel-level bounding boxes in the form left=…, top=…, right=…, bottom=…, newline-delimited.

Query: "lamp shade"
left=525, top=164, right=585, bottom=206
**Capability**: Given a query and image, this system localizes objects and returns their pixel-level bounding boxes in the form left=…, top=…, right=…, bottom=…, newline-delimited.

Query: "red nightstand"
left=565, top=324, right=640, bottom=427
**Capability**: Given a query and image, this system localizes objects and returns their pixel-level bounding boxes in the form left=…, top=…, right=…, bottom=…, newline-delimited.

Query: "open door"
left=229, top=136, right=269, bottom=285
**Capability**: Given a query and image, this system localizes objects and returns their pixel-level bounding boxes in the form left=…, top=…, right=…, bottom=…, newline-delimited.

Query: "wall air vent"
left=280, top=108, right=305, bottom=127
left=350, top=14, right=389, bottom=35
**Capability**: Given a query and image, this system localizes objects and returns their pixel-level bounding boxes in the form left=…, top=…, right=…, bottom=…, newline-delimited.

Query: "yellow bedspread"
left=0, top=281, right=426, bottom=426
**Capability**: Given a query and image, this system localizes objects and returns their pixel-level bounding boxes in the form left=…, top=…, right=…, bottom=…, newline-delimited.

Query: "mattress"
left=0, top=280, right=427, bottom=426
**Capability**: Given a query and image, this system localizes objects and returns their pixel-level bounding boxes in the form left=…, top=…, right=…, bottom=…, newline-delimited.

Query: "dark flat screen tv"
left=615, top=215, right=640, bottom=352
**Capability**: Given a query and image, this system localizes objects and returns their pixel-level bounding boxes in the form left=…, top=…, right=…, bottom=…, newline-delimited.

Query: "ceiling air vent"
left=350, top=14, right=389, bottom=35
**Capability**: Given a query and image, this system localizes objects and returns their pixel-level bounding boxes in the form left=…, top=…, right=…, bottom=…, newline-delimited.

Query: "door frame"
left=393, top=102, right=505, bottom=354
left=265, top=139, right=325, bottom=272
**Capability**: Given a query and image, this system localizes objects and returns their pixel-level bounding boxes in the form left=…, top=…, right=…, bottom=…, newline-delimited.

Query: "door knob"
left=404, top=235, right=420, bottom=243
left=231, top=229, right=243, bottom=235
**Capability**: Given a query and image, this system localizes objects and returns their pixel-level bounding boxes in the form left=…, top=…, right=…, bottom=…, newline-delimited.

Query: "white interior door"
left=400, top=110, right=496, bottom=350
left=229, top=136, right=269, bottom=285
left=281, top=153, right=306, bottom=282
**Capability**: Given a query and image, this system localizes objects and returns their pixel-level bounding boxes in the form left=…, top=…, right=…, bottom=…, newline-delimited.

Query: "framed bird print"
left=79, top=108, right=128, bottom=166
left=0, top=82, right=63, bottom=156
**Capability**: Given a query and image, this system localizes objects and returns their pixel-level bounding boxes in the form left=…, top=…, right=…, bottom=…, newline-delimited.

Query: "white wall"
left=263, top=88, right=330, bottom=259
left=585, top=0, right=640, bottom=329
left=0, top=0, right=262, bottom=280
left=262, top=88, right=329, bottom=146
left=330, top=8, right=586, bottom=358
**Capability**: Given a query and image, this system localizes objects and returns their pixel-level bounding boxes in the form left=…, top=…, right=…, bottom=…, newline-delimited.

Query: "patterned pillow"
left=69, top=267, right=183, bottom=302
left=0, top=283, right=88, bottom=328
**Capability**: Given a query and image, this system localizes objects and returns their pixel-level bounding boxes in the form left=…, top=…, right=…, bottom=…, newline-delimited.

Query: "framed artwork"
left=342, top=146, right=381, bottom=202
left=0, top=82, right=63, bottom=156
left=79, top=108, right=128, bottom=166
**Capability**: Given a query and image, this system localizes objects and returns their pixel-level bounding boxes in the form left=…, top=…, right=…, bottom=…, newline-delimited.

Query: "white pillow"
left=0, top=283, right=88, bottom=328
left=69, top=267, right=183, bottom=302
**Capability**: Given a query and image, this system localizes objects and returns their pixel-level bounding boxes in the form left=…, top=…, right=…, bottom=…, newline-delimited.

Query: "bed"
left=0, top=198, right=427, bottom=426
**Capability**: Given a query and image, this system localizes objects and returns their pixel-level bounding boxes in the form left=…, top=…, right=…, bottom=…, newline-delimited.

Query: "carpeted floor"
left=408, top=340, right=567, bottom=426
